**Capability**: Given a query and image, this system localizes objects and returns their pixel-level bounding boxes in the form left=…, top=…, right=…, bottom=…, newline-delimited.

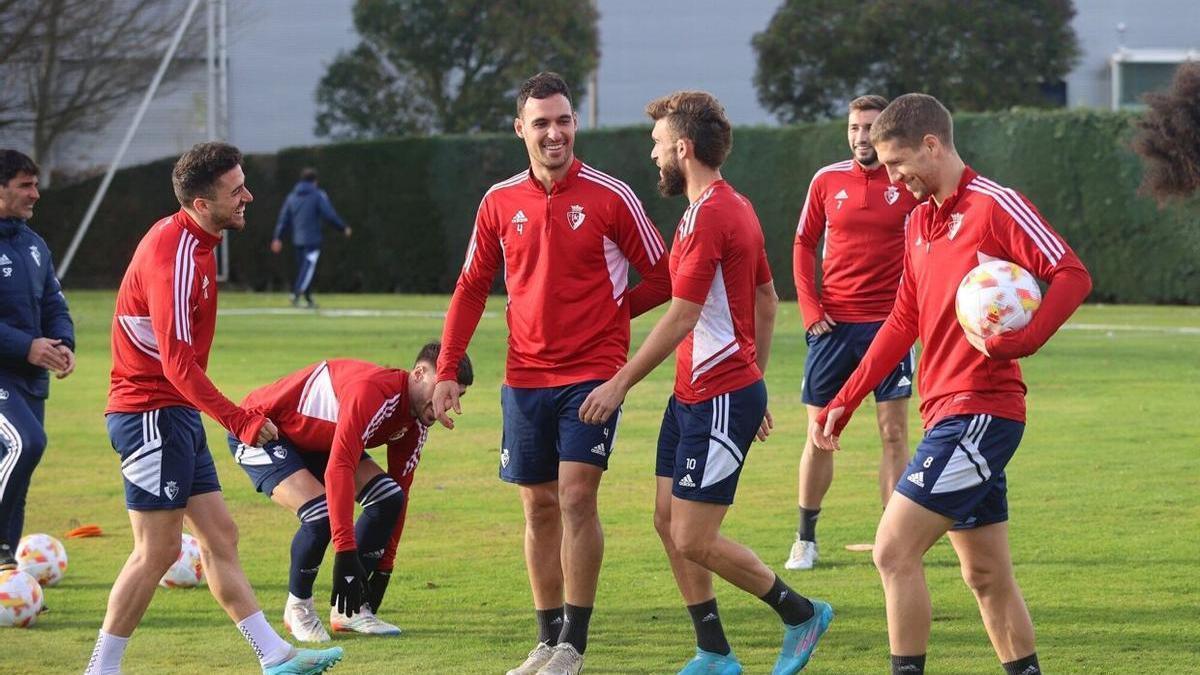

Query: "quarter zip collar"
left=174, top=209, right=221, bottom=249
left=527, top=157, right=583, bottom=195
left=922, top=165, right=977, bottom=244
left=0, top=217, right=24, bottom=238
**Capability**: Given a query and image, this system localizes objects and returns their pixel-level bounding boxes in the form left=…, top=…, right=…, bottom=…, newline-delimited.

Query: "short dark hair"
left=1133, top=62, right=1200, bottom=201
left=300, top=167, right=318, bottom=183
left=870, top=93, right=954, bottom=149
left=415, top=341, right=473, bottom=386
left=645, top=91, right=733, bottom=169
left=172, top=142, right=243, bottom=206
left=848, top=94, right=889, bottom=114
left=517, top=72, right=572, bottom=116
left=0, top=149, right=39, bottom=187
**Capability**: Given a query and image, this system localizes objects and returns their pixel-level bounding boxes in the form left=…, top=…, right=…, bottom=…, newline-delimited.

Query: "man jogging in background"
left=271, top=168, right=350, bottom=309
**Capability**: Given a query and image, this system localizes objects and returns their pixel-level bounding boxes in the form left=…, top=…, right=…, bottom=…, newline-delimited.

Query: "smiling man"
left=787, top=95, right=921, bottom=571
left=430, top=71, right=671, bottom=675
left=0, top=149, right=75, bottom=572
left=227, top=345, right=472, bottom=642
left=87, top=143, right=343, bottom=675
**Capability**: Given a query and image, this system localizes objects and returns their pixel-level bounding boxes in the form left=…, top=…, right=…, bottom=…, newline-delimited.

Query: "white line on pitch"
left=1062, top=323, right=1200, bottom=335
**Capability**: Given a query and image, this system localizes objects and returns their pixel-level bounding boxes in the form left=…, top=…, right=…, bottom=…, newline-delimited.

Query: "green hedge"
left=35, top=109, right=1199, bottom=303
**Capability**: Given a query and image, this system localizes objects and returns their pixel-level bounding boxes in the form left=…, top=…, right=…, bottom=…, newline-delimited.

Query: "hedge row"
left=35, top=109, right=1200, bottom=303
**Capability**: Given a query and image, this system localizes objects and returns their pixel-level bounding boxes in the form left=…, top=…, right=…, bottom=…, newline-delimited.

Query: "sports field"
left=8, top=291, right=1199, bottom=674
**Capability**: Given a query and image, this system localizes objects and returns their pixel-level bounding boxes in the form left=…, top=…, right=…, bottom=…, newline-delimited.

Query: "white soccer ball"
left=0, top=569, right=44, bottom=627
left=159, top=533, right=205, bottom=588
left=955, top=260, right=1042, bottom=339
left=16, top=533, right=67, bottom=587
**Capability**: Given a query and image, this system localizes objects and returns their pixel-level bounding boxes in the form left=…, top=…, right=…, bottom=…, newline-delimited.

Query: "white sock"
left=84, top=630, right=129, bottom=675
left=236, top=610, right=294, bottom=668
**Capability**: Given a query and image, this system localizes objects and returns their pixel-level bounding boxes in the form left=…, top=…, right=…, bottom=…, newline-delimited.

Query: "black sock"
left=558, top=603, right=593, bottom=654
left=536, top=607, right=563, bottom=645
left=797, top=507, right=820, bottom=542
left=1003, top=653, right=1041, bottom=675
left=758, top=575, right=814, bottom=626
left=288, top=496, right=330, bottom=599
left=891, top=654, right=926, bottom=674
left=686, top=598, right=731, bottom=656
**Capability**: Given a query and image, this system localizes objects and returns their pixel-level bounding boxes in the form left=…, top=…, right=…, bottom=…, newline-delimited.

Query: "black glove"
left=365, top=568, right=392, bottom=613
left=330, top=550, right=368, bottom=617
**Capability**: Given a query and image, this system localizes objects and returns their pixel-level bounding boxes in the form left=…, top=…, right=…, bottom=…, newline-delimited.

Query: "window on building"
left=1110, top=50, right=1199, bottom=110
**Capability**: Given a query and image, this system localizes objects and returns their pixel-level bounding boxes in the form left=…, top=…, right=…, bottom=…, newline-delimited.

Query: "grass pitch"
left=8, top=291, right=1199, bottom=673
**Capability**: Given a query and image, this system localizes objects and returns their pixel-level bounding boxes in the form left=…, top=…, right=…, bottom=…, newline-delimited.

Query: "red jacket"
left=820, top=167, right=1092, bottom=433
left=794, top=160, right=920, bottom=330
left=438, top=159, right=671, bottom=387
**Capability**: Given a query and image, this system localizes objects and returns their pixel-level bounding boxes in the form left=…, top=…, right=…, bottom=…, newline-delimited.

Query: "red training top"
left=819, top=167, right=1092, bottom=433
left=108, top=210, right=267, bottom=445
left=437, top=159, right=671, bottom=388
left=670, top=180, right=773, bottom=404
left=794, top=159, right=921, bottom=330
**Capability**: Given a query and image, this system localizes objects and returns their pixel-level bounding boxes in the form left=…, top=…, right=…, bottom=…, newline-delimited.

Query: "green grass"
left=9, top=291, right=1200, bottom=674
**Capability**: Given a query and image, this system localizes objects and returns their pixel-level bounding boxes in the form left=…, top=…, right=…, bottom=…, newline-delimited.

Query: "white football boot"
left=784, top=537, right=819, bottom=571
left=329, top=603, right=402, bottom=635
left=536, top=643, right=584, bottom=675
left=283, top=594, right=331, bottom=643
left=506, top=642, right=555, bottom=675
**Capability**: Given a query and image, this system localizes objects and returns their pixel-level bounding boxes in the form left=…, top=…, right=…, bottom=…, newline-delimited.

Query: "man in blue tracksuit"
left=270, top=168, right=351, bottom=309
left=0, top=149, right=75, bottom=570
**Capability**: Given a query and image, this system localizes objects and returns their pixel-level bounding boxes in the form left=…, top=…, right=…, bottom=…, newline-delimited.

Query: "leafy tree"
left=753, top=0, right=1080, bottom=123
left=316, top=0, right=599, bottom=139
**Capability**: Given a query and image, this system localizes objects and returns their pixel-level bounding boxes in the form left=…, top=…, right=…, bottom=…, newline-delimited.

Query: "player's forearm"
left=827, top=317, right=917, bottom=433
left=754, top=284, right=778, bottom=374
left=793, top=244, right=824, bottom=329
left=987, top=262, right=1092, bottom=360
left=436, top=284, right=488, bottom=381
left=162, top=355, right=262, bottom=443
left=626, top=258, right=672, bottom=318
left=612, top=299, right=700, bottom=391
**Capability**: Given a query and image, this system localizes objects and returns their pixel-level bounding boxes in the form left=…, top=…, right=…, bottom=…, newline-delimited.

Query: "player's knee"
left=521, top=486, right=559, bottom=525
left=652, top=508, right=672, bottom=543
left=872, top=538, right=918, bottom=579
left=557, top=483, right=597, bottom=523
left=358, top=475, right=406, bottom=523
left=134, top=535, right=182, bottom=573
left=959, top=560, right=1008, bottom=596
left=673, top=534, right=712, bottom=565
left=877, top=421, right=907, bottom=451
left=198, top=520, right=240, bottom=561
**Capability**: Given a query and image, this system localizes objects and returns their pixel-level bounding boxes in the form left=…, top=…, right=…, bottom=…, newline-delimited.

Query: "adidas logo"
left=678, top=473, right=696, bottom=488
left=906, top=471, right=925, bottom=488
left=834, top=189, right=848, bottom=200
left=0, top=254, right=10, bottom=265
left=589, top=443, right=606, bottom=456
left=897, top=376, right=911, bottom=387
left=511, top=210, right=527, bottom=224
left=701, top=612, right=717, bottom=622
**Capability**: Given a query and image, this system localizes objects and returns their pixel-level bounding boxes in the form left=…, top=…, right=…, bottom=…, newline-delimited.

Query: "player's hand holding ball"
left=955, top=260, right=1041, bottom=356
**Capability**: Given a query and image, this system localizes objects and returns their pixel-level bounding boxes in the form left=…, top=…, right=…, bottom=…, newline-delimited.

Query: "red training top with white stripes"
left=437, top=158, right=671, bottom=387
left=670, top=180, right=773, bottom=404
left=239, top=359, right=425, bottom=553
left=793, top=160, right=920, bottom=330
left=819, top=167, right=1092, bottom=434
left=108, top=210, right=267, bottom=445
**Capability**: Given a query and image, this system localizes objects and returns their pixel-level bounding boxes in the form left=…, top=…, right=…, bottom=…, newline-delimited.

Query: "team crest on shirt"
left=567, top=204, right=586, bottom=230
left=948, top=213, right=965, bottom=240
left=884, top=185, right=900, bottom=205
left=28, top=246, right=41, bottom=267
left=388, top=427, right=408, bottom=442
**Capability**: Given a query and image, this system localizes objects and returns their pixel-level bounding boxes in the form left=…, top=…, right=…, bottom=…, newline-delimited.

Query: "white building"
left=4, top=0, right=1197, bottom=176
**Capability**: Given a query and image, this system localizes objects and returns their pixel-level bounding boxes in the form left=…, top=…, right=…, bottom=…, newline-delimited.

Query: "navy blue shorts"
left=107, top=407, right=221, bottom=511
left=802, top=321, right=914, bottom=407
left=895, top=414, right=1024, bottom=529
left=500, top=380, right=620, bottom=484
left=656, top=380, right=767, bottom=505
left=227, top=433, right=372, bottom=497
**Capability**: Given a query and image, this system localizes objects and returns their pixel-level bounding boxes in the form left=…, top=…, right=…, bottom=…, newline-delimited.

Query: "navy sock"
left=687, top=598, right=731, bottom=656
left=536, top=606, right=564, bottom=645
left=758, top=575, right=814, bottom=626
left=797, top=507, right=820, bottom=542
left=558, top=603, right=593, bottom=654
left=1003, top=653, right=1041, bottom=675
left=289, top=496, right=330, bottom=599
left=891, top=654, right=926, bottom=674
left=355, top=475, right=406, bottom=574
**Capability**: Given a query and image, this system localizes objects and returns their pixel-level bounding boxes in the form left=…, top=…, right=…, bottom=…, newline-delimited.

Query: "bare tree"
left=0, top=0, right=199, bottom=174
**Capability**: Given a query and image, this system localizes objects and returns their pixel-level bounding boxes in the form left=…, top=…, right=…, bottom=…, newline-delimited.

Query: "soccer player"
left=580, top=90, right=833, bottom=675
left=0, top=149, right=75, bottom=571
left=270, top=167, right=351, bottom=309
left=788, top=95, right=921, bottom=571
left=87, top=143, right=343, bottom=675
left=810, top=94, right=1093, bottom=675
left=430, top=71, right=671, bottom=675
left=227, top=344, right=473, bottom=641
